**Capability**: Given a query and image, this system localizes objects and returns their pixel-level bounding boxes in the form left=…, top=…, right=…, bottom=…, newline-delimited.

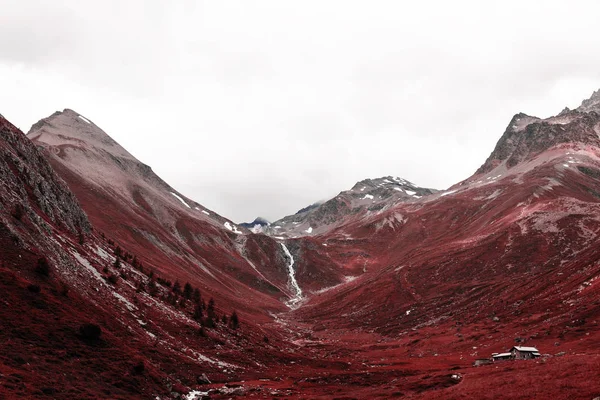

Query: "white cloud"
left=2, top=0, right=600, bottom=222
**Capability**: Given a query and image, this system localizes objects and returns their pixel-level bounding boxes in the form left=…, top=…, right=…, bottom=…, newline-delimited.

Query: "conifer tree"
left=193, top=288, right=201, bottom=304
left=229, top=311, right=239, bottom=330
left=183, top=282, right=193, bottom=299
left=193, top=303, right=203, bottom=321
left=173, top=280, right=181, bottom=295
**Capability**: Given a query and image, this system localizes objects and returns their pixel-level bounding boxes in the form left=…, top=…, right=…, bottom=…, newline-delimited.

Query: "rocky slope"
left=27, top=109, right=330, bottom=313
left=284, top=90, right=600, bottom=398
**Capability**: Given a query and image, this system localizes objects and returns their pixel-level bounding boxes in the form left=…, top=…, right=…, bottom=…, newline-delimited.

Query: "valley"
left=1, top=90, right=600, bottom=399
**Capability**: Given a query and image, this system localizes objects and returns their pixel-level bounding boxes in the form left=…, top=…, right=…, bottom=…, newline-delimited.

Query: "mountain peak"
left=27, top=109, right=135, bottom=161
left=476, top=92, right=600, bottom=175
left=577, top=88, right=600, bottom=113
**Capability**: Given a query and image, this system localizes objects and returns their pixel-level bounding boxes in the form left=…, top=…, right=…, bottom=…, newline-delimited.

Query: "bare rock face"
left=0, top=114, right=90, bottom=235
left=577, top=89, right=600, bottom=113
left=477, top=90, right=600, bottom=175
left=265, top=176, right=438, bottom=237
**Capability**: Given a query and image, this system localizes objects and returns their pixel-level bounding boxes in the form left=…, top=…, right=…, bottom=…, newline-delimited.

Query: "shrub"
left=79, top=323, right=102, bottom=340
left=263, top=336, right=269, bottom=344
left=147, top=279, right=158, bottom=296
left=59, top=283, right=70, bottom=297
left=35, top=257, right=50, bottom=276
left=27, top=284, right=41, bottom=293
left=132, top=360, right=145, bottom=375
left=107, top=273, right=119, bottom=285
left=113, top=256, right=121, bottom=269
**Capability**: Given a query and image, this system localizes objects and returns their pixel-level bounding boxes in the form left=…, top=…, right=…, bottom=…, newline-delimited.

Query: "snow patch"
left=78, top=115, right=91, bottom=124
left=224, top=221, right=242, bottom=234
left=305, top=226, right=313, bottom=234
left=171, top=192, right=191, bottom=208
left=72, top=251, right=105, bottom=283
left=113, top=292, right=137, bottom=311
left=95, top=246, right=112, bottom=262
left=440, top=189, right=457, bottom=197
left=362, top=194, right=374, bottom=200
left=405, top=190, right=416, bottom=196
left=186, top=391, right=210, bottom=400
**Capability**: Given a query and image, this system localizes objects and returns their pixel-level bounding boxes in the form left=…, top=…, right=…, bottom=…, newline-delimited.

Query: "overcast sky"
left=2, top=1, right=600, bottom=222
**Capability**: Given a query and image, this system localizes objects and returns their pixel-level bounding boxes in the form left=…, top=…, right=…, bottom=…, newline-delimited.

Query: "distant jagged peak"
left=576, top=88, right=600, bottom=113
left=27, top=108, right=135, bottom=161
left=239, top=216, right=270, bottom=228
left=294, top=202, right=322, bottom=215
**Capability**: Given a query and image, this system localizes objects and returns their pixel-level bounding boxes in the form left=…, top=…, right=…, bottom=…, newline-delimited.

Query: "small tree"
left=172, top=280, right=181, bottom=295
left=221, top=314, right=228, bottom=325
left=183, top=282, right=193, bottom=299
left=207, top=298, right=216, bottom=319
left=113, top=256, right=121, bottom=269
left=229, top=311, right=239, bottom=330
left=193, top=303, right=203, bottom=321
left=193, top=288, right=201, bottom=304
left=204, top=316, right=215, bottom=329
left=79, top=323, right=102, bottom=340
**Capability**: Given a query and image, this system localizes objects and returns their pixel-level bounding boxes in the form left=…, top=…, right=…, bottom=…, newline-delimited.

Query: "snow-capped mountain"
left=261, top=176, right=437, bottom=238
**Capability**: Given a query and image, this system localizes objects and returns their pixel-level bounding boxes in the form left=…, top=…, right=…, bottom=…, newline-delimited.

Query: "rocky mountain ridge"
left=257, top=175, right=438, bottom=238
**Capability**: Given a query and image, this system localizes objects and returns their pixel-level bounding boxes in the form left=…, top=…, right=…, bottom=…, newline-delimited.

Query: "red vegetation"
left=1, top=103, right=600, bottom=399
